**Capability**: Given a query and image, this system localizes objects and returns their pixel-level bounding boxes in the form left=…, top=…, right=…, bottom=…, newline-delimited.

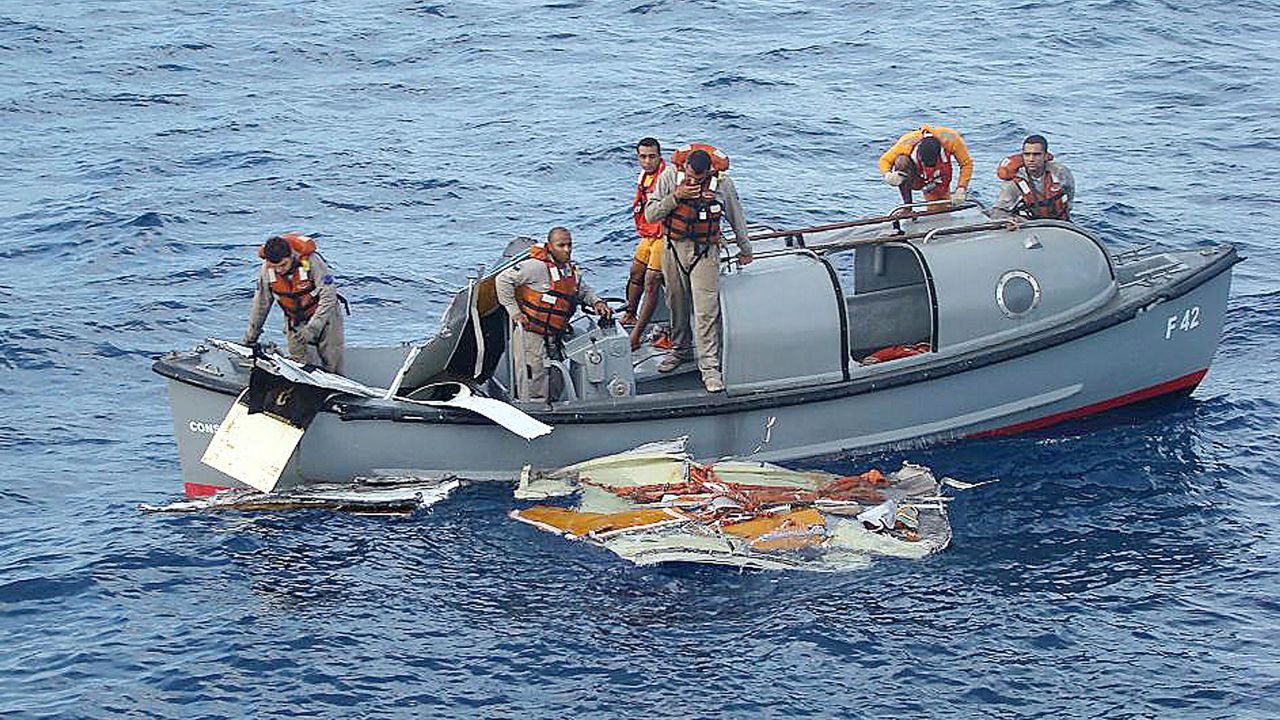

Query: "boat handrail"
left=745, top=201, right=981, bottom=243
left=750, top=218, right=1019, bottom=259
left=920, top=219, right=1009, bottom=244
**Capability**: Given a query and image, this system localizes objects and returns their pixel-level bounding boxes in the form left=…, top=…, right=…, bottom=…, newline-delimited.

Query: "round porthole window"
left=996, top=270, right=1040, bottom=318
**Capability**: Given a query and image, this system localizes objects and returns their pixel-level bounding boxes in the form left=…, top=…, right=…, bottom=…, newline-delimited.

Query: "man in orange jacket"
left=878, top=124, right=974, bottom=209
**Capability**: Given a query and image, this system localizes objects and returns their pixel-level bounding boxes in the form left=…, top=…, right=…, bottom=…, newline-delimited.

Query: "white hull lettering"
left=1164, top=306, right=1201, bottom=340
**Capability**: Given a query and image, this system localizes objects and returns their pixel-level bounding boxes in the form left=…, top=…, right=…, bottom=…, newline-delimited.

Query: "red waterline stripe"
left=184, top=482, right=231, bottom=498
left=972, top=368, right=1208, bottom=438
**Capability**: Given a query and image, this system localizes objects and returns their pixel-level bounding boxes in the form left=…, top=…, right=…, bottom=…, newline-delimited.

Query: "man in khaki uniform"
left=644, top=146, right=752, bottom=393
left=496, top=227, right=612, bottom=402
left=242, top=233, right=345, bottom=374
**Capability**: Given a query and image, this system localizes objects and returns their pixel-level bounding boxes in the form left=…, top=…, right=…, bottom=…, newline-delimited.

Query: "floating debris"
left=510, top=440, right=976, bottom=571
left=140, top=476, right=462, bottom=514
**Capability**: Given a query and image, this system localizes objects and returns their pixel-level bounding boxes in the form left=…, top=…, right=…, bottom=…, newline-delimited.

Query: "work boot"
left=657, top=354, right=684, bottom=373
left=703, top=376, right=725, bottom=393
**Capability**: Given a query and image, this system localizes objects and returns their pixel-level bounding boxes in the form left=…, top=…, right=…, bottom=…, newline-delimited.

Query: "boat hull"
left=163, top=264, right=1231, bottom=495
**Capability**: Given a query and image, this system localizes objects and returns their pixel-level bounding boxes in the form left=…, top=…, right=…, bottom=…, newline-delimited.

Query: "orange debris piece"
left=511, top=505, right=684, bottom=539
left=723, top=507, right=827, bottom=552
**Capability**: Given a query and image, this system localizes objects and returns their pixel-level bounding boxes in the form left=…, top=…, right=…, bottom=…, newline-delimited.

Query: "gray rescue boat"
left=154, top=203, right=1238, bottom=496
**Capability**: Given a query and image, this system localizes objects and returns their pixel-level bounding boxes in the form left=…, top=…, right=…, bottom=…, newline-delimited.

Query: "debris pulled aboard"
left=510, top=439, right=958, bottom=571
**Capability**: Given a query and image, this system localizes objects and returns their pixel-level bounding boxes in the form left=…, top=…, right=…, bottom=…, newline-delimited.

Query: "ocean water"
left=2, top=1, right=1278, bottom=717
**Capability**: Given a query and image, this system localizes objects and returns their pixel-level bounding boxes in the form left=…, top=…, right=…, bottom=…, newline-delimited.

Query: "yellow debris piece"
left=512, top=505, right=685, bottom=539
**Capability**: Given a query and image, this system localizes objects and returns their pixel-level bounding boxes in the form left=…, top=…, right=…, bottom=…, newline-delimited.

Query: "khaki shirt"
left=644, top=166, right=753, bottom=258
left=496, top=255, right=602, bottom=322
left=245, top=252, right=339, bottom=341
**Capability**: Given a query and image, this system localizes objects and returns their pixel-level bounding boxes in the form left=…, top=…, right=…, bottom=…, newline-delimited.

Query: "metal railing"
left=740, top=201, right=1019, bottom=259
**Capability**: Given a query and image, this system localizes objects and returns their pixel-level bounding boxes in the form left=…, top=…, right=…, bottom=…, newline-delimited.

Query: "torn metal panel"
left=141, top=477, right=462, bottom=514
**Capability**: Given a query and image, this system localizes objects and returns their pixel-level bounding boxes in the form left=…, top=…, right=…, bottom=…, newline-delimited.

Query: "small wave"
left=381, top=177, right=461, bottom=192
left=0, top=574, right=95, bottom=605
left=124, top=211, right=186, bottom=228
left=85, top=92, right=189, bottom=107
left=406, top=3, right=452, bottom=18
left=184, top=148, right=282, bottom=170
left=626, top=1, right=667, bottom=13
left=701, top=73, right=792, bottom=89
left=761, top=44, right=825, bottom=58
left=318, top=198, right=388, bottom=212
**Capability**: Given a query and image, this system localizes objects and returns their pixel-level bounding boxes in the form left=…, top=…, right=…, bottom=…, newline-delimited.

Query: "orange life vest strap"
left=515, top=245, right=581, bottom=336
left=1013, top=172, right=1071, bottom=220
left=632, top=158, right=666, bottom=238
left=910, top=138, right=953, bottom=196
left=263, top=234, right=322, bottom=329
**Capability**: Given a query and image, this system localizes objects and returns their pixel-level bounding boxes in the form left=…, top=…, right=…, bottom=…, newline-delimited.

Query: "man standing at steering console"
left=496, top=227, right=612, bottom=403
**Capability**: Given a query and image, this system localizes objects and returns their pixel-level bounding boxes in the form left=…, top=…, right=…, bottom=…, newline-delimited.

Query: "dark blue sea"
left=2, top=1, right=1278, bottom=717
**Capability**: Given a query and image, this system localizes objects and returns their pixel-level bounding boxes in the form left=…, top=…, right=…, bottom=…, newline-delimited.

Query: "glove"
left=952, top=187, right=968, bottom=204
left=883, top=171, right=906, bottom=187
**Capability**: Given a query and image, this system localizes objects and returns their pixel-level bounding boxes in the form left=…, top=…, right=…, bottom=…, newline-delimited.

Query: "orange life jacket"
left=997, top=154, right=1071, bottom=220
left=665, top=143, right=731, bottom=244
left=910, top=138, right=953, bottom=200
left=514, top=244, right=581, bottom=336
left=671, top=143, right=730, bottom=173
left=995, top=151, right=1054, bottom=180
left=260, top=233, right=320, bottom=329
left=632, top=158, right=666, bottom=238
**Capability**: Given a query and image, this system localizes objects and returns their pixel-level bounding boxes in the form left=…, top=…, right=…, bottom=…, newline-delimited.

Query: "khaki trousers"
left=284, top=311, right=345, bottom=375
left=511, top=324, right=550, bottom=402
left=662, top=239, right=722, bottom=381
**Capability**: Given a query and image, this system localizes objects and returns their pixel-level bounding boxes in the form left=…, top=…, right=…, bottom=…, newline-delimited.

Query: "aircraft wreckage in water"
left=153, top=203, right=1237, bottom=497
left=143, top=438, right=985, bottom=572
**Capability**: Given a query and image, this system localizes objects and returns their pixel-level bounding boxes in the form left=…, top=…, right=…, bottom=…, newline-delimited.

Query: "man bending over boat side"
left=990, top=133, right=1075, bottom=221
left=879, top=123, right=974, bottom=212
left=242, top=233, right=345, bottom=374
left=496, top=227, right=613, bottom=403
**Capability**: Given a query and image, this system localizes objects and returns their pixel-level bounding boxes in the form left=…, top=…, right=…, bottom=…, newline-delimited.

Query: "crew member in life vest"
left=241, top=233, right=345, bottom=374
left=878, top=123, right=974, bottom=210
left=620, top=136, right=666, bottom=351
left=991, top=134, right=1075, bottom=221
left=496, top=227, right=612, bottom=403
left=643, top=144, right=753, bottom=394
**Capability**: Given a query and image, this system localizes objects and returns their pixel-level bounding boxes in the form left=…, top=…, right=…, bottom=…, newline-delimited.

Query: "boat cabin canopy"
left=388, top=208, right=1117, bottom=400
